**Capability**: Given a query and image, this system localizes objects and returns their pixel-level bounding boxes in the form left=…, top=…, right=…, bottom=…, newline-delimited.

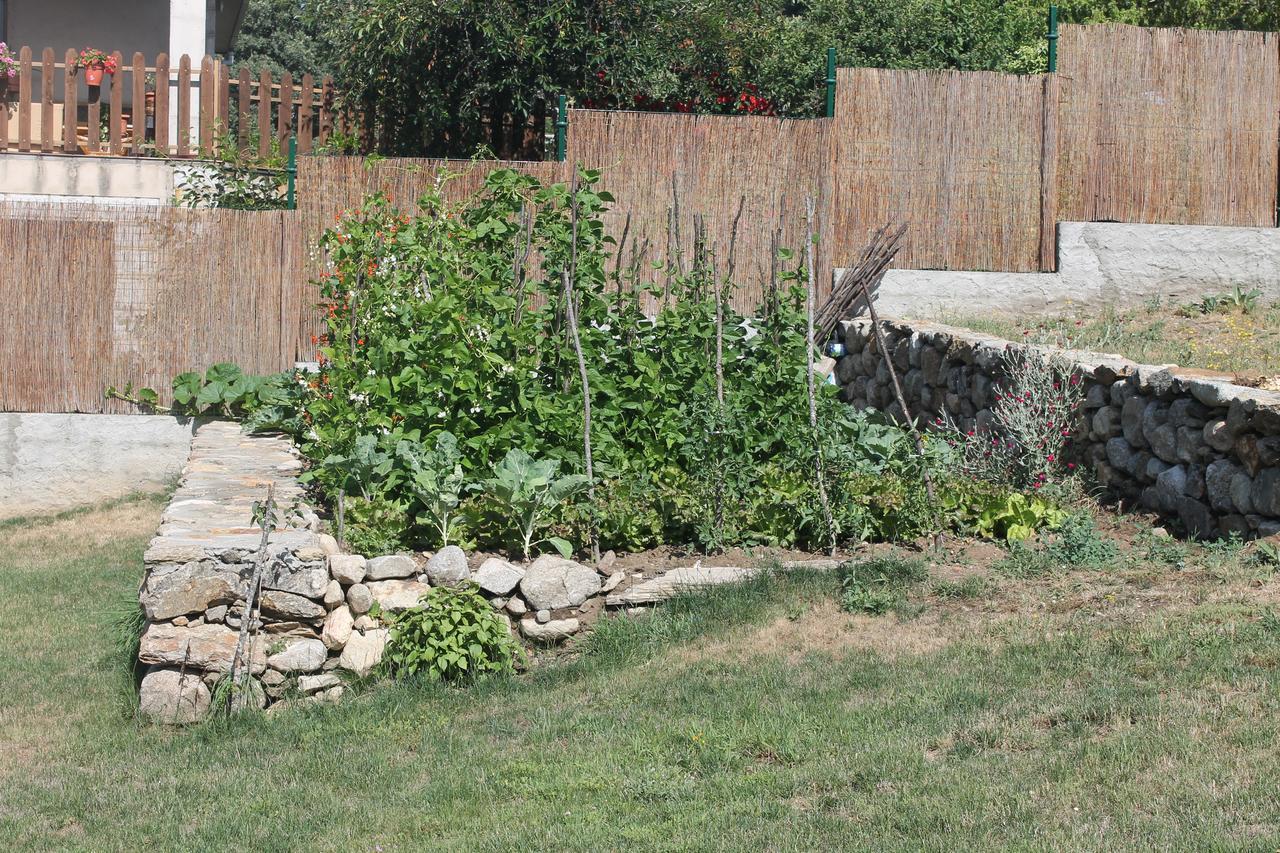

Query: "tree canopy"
left=227, top=0, right=1280, bottom=158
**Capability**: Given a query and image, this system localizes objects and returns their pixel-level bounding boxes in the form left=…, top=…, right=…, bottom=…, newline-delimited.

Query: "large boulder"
left=424, top=545, right=471, bottom=586
left=328, top=554, right=368, bottom=586
left=338, top=628, right=389, bottom=677
left=519, top=555, right=602, bottom=611
left=139, top=566, right=238, bottom=622
left=365, top=555, right=417, bottom=581
left=266, top=637, right=328, bottom=673
left=519, top=617, right=581, bottom=643
left=139, top=668, right=211, bottom=724
left=321, top=605, right=355, bottom=651
left=366, top=579, right=430, bottom=612
left=138, top=623, right=265, bottom=673
left=259, top=590, right=326, bottom=622
left=473, top=557, right=524, bottom=596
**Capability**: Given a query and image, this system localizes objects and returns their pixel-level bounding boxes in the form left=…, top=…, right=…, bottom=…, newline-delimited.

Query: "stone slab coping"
left=842, top=316, right=1280, bottom=415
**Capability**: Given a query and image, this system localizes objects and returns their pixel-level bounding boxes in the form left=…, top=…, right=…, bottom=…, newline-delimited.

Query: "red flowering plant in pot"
left=0, top=42, right=17, bottom=95
left=75, top=48, right=118, bottom=86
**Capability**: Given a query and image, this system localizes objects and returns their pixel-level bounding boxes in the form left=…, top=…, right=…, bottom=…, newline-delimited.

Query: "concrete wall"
left=841, top=222, right=1280, bottom=319
left=0, top=152, right=174, bottom=203
left=0, top=413, right=194, bottom=520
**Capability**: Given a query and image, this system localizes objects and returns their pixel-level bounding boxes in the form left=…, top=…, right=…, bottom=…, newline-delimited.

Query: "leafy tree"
left=227, top=0, right=329, bottom=76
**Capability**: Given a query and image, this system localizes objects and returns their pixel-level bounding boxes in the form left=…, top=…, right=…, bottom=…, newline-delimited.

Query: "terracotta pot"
left=83, top=64, right=105, bottom=86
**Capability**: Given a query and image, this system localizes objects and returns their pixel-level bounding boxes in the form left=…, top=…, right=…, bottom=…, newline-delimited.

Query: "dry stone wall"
left=834, top=318, right=1280, bottom=540
left=140, top=421, right=838, bottom=722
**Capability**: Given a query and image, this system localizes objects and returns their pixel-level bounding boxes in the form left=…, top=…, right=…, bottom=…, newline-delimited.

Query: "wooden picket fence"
left=0, top=47, right=344, bottom=157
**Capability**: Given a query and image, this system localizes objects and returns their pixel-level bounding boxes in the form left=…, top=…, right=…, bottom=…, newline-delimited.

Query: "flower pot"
left=83, top=65, right=105, bottom=87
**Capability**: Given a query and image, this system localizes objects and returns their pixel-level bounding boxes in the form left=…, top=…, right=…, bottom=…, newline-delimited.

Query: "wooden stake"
left=805, top=197, right=836, bottom=553
left=562, top=171, right=599, bottom=563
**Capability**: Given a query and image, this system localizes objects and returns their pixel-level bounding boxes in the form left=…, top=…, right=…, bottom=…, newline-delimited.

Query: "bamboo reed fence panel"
left=1057, top=24, right=1280, bottom=227
left=568, top=109, right=833, bottom=312
left=0, top=202, right=307, bottom=413
left=829, top=68, right=1048, bottom=272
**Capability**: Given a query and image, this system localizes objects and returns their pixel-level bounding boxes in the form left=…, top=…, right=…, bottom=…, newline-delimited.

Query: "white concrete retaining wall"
left=0, top=413, right=194, bottom=520
left=841, top=222, right=1280, bottom=318
left=0, top=152, right=175, bottom=205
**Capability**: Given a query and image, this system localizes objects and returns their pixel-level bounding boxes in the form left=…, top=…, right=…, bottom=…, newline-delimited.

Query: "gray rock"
left=1092, top=406, right=1118, bottom=438
left=474, top=557, right=524, bottom=596
left=298, top=673, right=341, bottom=695
left=1168, top=398, right=1208, bottom=427
left=1085, top=383, right=1108, bottom=409
left=1175, top=426, right=1203, bottom=464
left=1205, top=460, right=1238, bottom=512
left=1145, top=457, right=1171, bottom=481
left=1251, top=468, right=1280, bottom=516
left=519, top=555, right=603, bottom=611
left=1176, top=497, right=1215, bottom=539
left=323, top=580, right=345, bottom=609
left=1203, top=419, right=1235, bottom=452
left=267, top=638, right=328, bottom=673
left=1136, top=366, right=1174, bottom=396
left=601, top=571, right=625, bottom=594
left=1260, top=437, right=1280, bottom=468
left=1188, top=379, right=1236, bottom=408
left=353, top=615, right=378, bottom=630
left=317, top=533, right=340, bottom=556
left=321, top=605, right=354, bottom=651
left=519, top=617, right=581, bottom=643
left=365, top=554, right=418, bottom=581
left=1110, top=379, right=1132, bottom=407
left=346, top=583, right=373, bottom=615
left=366, top=579, right=430, bottom=612
left=139, top=562, right=239, bottom=622
left=505, top=597, right=528, bottom=616
left=205, top=604, right=228, bottom=623
left=338, top=628, right=388, bottom=677
left=328, top=554, right=367, bottom=586
left=1105, top=438, right=1137, bottom=475
left=1230, top=473, right=1255, bottom=514
left=920, top=347, right=943, bottom=385
left=139, top=668, right=211, bottom=724
left=259, top=590, right=326, bottom=622
left=261, top=553, right=330, bottom=599
left=1156, top=465, right=1188, bottom=500
left=1121, top=397, right=1148, bottom=447
left=535, top=609, right=551, bottom=623
left=139, top=623, right=265, bottom=674
left=1148, top=424, right=1178, bottom=464
left=424, top=545, right=471, bottom=586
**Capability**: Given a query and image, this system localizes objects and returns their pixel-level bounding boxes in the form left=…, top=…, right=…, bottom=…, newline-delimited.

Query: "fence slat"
left=155, top=54, right=170, bottom=155
left=319, top=75, right=334, bottom=145
left=62, top=48, right=77, bottom=152
left=40, top=48, right=54, bottom=152
left=108, top=52, right=123, bottom=154
left=237, top=68, right=252, bottom=155
left=131, top=52, right=145, bottom=154
left=0, top=59, right=9, bottom=151
left=17, top=46, right=31, bottom=152
left=298, top=72, right=314, bottom=154
left=198, top=55, right=214, bottom=156
left=218, top=61, right=230, bottom=149
left=277, top=72, right=293, bottom=146
left=177, top=55, right=191, bottom=157
left=258, top=69, right=272, bottom=160
left=86, top=60, right=101, bottom=153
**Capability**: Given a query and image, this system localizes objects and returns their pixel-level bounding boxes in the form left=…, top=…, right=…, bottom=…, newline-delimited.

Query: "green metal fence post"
left=825, top=48, right=837, bottom=118
left=555, top=94, right=567, bottom=162
left=1047, top=5, right=1059, bottom=73
left=286, top=135, right=297, bottom=209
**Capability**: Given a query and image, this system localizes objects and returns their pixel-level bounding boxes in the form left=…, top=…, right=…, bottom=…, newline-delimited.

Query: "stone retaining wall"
left=138, top=421, right=837, bottom=722
left=834, top=318, right=1280, bottom=540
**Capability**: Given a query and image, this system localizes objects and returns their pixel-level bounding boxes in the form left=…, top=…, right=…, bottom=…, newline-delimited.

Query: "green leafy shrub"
left=379, top=585, right=521, bottom=682
left=397, top=432, right=467, bottom=547
left=342, top=494, right=409, bottom=556
left=837, top=555, right=927, bottom=614
left=1045, top=512, right=1118, bottom=568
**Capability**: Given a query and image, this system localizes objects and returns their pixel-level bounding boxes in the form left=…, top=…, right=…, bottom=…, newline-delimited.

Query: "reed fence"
left=0, top=48, right=343, bottom=158
left=1056, top=24, right=1280, bottom=227
left=0, top=202, right=307, bottom=413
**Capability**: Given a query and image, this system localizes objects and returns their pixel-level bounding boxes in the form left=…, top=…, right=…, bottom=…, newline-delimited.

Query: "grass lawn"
left=3, top=497, right=1280, bottom=850
left=942, top=296, right=1280, bottom=386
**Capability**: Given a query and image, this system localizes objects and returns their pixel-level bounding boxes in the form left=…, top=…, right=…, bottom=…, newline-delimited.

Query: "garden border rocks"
left=135, top=424, right=856, bottom=724
left=833, top=317, right=1280, bottom=540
